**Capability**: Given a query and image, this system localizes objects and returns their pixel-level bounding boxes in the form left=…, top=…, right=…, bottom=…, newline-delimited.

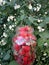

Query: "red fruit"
left=19, top=27, right=25, bottom=32
left=22, top=46, right=30, bottom=52
left=23, top=56, right=28, bottom=62
left=19, top=32, right=28, bottom=37
left=13, top=44, right=21, bottom=51
left=19, top=49, right=25, bottom=55
left=25, top=52, right=31, bottom=57
left=27, top=60, right=32, bottom=65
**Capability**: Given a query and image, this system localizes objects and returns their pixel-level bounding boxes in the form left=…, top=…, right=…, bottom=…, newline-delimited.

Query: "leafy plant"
left=0, top=0, right=49, bottom=65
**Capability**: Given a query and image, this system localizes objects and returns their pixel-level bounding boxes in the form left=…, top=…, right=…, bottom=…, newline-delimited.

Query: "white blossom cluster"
left=37, top=19, right=43, bottom=23
left=0, top=38, right=6, bottom=46
left=37, top=26, right=45, bottom=32
left=28, top=3, right=41, bottom=12
left=3, top=32, right=7, bottom=37
left=9, top=25, right=15, bottom=31
left=7, top=15, right=15, bottom=22
left=33, top=3, right=41, bottom=12
left=45, top=12, right=47, bottom=15
left=14, top=4, right=20, bottom=10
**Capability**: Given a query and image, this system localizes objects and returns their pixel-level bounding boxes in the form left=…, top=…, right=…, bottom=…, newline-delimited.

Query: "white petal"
left=44, top=43, right=48, bottom=46
left=37, top=26, right=41, bottom=29
left=37, top=19, right=41, bottom=22
left=41, top=28, right=45, bottom=32
left=3, top=32, right=7, bottom=37
left=28, top=4, right=32, bottom=9
left=43, top=53, right=47, bottom=56
left=14, top=4, right=20, bottom=10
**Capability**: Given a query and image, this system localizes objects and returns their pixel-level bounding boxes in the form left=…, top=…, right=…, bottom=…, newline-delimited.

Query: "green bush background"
left=0, top=0, right=49, bottom=65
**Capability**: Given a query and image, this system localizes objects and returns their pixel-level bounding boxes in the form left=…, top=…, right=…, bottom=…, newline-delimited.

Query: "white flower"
left=7, top=18, right=10, bottom=22
left=3, top=32, right=7, bottom=37
left=1, top=39, right=6, bottom=45
left=41, top=28, right=45, bottom=32
left=1, top=39, right=4, bottom=42
left=28, top=4, right=32, bottom=9
left=3, top=24, right=6, bottom=28
left=9, top=16, right=14, bottom=20
left=37, top=26, right=45, bottom=32
left=14, top=4, right=20, bottom=10
left=33, top=7, right=37, bottom=11
left=37, top=19, right=43, bottom=23
left=43, top=53, right=47, bottom=56
left=37, top=26, right=42, bottom=30
left=39, top=29, right=42, bottom=32
left=12, top=25, right=15, bottom=27
left=37, top=4, right=41, bottom=8
left=36, top=4, right=41, bottom=12
left=2, top=41, right=6, bottom=45
left=9, top=25, right=14, bottom=30
left=45, top=12, right=47, bottom=14
left=7, top=15, right=14, bottom=22
left=37, top=19, right=41, bottom=23
left=14, top=14, right=16, bottom=15
left=36, top=6, right=40, bottom=12
left=44, top=42, right=48, bottom=46
left=1, top=52, right=3, bottom=55
left=14, top=18, right=16, bottom=21
left=33, top=4, right=41, bottom=12
left=9, top=25, right=12, bottom=30
left=11, top=28, right=14, bottom=31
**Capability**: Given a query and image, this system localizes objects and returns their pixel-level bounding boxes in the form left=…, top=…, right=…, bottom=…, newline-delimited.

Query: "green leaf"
left=28, top=16, right=35, bottom=23
left=28, top=16, right=38, bottom=26
left=39, top=31, right=49, bottom=39
left=3, top=53, right=10, bottom=61
left=39, top=22, right=46, bottom=27
left=10, top=0, right=16, bottom=6
left=37, top=38, right=45, bottom=46
left=9, top=60, right=19, bottom=65
left=0, top=20, right=3, bottom=24
left=20, top=14, right=25, bottom=20
left=46, top=39, right=49, bottom=45
left=44, top=17, right=49, bottom=24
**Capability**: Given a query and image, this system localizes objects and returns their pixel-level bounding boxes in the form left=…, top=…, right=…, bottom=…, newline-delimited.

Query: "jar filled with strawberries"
left=12, top=26, right=37, bottom=65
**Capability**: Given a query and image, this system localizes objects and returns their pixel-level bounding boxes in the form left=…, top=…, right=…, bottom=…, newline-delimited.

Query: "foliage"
left=0, top=0, right=49, bottom=65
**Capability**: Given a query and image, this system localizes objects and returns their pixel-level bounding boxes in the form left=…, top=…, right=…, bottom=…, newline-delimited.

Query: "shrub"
left=0, top=0, right=49, bottom=65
